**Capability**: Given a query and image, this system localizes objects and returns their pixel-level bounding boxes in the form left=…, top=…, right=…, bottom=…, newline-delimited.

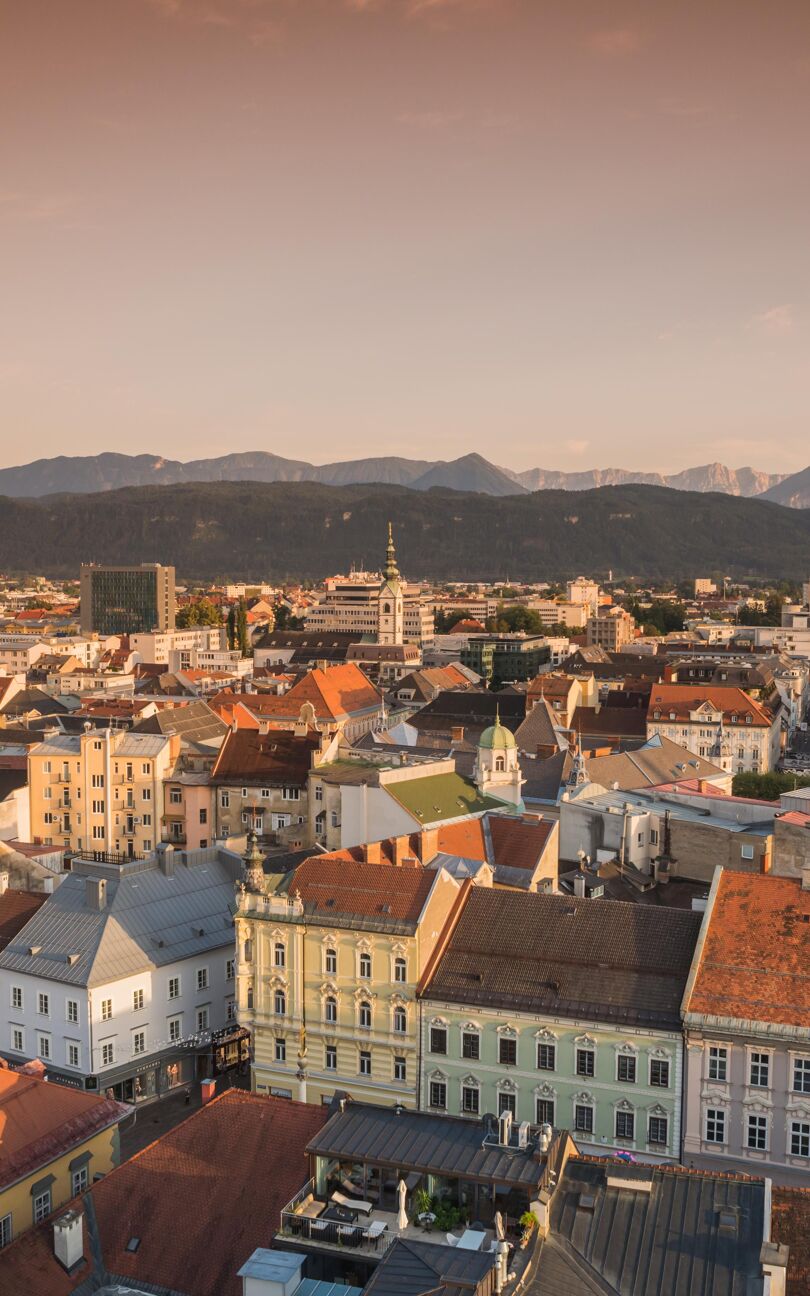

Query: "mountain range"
left=0, top=450, right=805, bottom=503
left=2, top=481, right=808, bottom=581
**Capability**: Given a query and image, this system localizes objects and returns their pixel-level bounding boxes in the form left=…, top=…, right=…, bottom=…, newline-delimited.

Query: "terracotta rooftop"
left=488, top=815, right=556, bottom=872
left=772, top=1185, right=810, bottom=1296
left=290, top=858, right=438, bottom=928
left=0, top=1066, right=128, bottom=1192
left=0, top=889, right=48, bottom=952
left=435, top=818, right=487, bottom=862
left=647, top=683, right=773, bottom=726
left=685, top=872, right=810, bottom=1029
left=0, top=1089, right=327, bottom=1296
left=212, top=727, right=321, bottom=786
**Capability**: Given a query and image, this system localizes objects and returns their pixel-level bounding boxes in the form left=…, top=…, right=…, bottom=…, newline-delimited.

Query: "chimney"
left=85, top=877, right=107, bottom=911
left=364, top=841, right=382, bottom=865
left=697, top=779, right=708, bottom=793
left=53, top=1210, right=84, bottom=1273
left=420, top=827, right=438, bottom=863
left=760, top=1242, right=789, bottom=1296
left=573, top=873, right=586, bottom=898
left=451, top=726, right=464, bottom=743
left=392, top=836, right=411, bottom=867
left=157, top=842, right=176, bottom=877
left=0, top=872, right=9, bottom=896
left=802, top=864, right=810, bottom=892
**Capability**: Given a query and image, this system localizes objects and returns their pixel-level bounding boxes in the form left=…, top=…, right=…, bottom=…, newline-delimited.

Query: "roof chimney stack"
left=85, top=877, right=107, bottom=911
left=53, top=1209, right=84, bottom=1273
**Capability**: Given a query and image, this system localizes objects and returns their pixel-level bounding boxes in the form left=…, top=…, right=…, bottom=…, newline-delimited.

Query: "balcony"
left=277, top=1179, right=398, bottom=1257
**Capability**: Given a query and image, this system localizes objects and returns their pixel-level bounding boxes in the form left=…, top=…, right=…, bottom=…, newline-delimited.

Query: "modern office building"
left=80, top=564, right=175, bottom=636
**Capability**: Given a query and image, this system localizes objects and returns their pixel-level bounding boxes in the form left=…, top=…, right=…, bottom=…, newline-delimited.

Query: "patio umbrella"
left=494, top=1211, right=505, bottom=1241
left=397, top=1179, right=408, bottom=1232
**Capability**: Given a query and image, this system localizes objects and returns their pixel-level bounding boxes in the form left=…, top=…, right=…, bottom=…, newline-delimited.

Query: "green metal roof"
left=386, top=772, right=505, bottom=824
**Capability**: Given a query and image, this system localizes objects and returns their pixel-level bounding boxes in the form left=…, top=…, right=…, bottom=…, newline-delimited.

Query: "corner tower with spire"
left=378, top=521, right=404, bottom=645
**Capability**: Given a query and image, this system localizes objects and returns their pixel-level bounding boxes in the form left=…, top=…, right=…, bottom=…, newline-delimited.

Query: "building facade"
left=586, top=610, right=635, bottom=651
left=646, top=684, right=782, bottom=774
left=235, top=852, right=464, bottom=1108
left=80, top=564, right=175, bottom=636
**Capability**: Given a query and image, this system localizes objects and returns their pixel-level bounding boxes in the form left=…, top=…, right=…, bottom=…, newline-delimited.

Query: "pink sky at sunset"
left=1, top=0, right=808, bottom=472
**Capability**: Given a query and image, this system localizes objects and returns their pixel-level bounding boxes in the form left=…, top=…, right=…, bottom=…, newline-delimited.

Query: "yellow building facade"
left=28, top=730, right=176, bottom=858
left=235, top=851, right=465, bottom=1108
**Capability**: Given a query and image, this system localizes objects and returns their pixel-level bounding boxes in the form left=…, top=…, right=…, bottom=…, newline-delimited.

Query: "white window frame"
left=704, top=1107, right=726, bottom=1144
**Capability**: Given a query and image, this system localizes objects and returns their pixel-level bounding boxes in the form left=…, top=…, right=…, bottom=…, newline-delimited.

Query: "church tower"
left=474, top=707, right=524, bottom=808
left=378, top=521, right=404, bottom=645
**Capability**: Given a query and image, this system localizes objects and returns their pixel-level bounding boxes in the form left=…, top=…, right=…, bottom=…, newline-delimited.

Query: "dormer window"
left=669, top=712, right=676, bottom=721
left=653, top=710, right=660, bottom=720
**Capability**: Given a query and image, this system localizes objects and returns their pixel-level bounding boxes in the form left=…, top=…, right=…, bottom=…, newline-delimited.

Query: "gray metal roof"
left=0, top=851, right=239, bottom=987
left=307, top=1103, right=544, bottom=1188
left=365, top=1239, right=495, bottom=1296
left=529, top=1158, right=766, bottom=1296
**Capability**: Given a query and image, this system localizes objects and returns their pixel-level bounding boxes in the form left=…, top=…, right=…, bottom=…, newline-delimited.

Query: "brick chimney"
left=392, top=835, right=411, bottom=866
left=420, top=827, right=439, bottom=863
left=364, top=841, right=382, bottom=865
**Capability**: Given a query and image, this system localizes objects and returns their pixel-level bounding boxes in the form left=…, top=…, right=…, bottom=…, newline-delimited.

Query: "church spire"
left=383, top=521, right=400, bottom=581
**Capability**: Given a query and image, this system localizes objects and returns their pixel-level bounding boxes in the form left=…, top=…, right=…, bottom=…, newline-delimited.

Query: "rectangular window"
left=67, top=1041, right=80, bottom=1068
left=199, top=808, right=207, bottom=824
left=101, top=1041, right=115, bottom=1066
left=498, top=1092, right=516, bottom=1117
left=575, top=1105, right=594, bottom=1134
left=133, top=1030, right=146, bottom=1056
left=648, top=1116, right=668, bottom=1146
left=220, top=792, right=230, bottom=809
left=462, top=1032, right=480, bottom=1061
left=72, top=1166, right=89, bottom=1195
left=275, top=1037, right=286, bottom=1063
left=66, top=999, right=78, bottom=1024
left=430, top=1025, right=447, bottom=1055
left=227, top=998, right=236, bottom=1021
left=499, top=1037, right=517, bottom=1066
left=536, top=1098, right=554, bottom=1126
left=793, top=1058, right=810, bottom=1094
left=168, top=1017, right=181, bottom=1042
left=38, top=992, right=49, bottom=1016
left=142, top=813, right=152, bottom=827
left=615, top=1110, right=635, bottom=1140
left=11, top=1028, right=23, bottom=1052
left=133, top=989, right=144, bottom=1012
left=0, top=1213, right=12, bottom=1248
left=462, top=1085, right=480, bottom=1115
left=33, top=1189, right=52, bottom=1224
left=196, top=968, right=208, bottom=991
left=537, top=1042, right=556, bottom=1071
left=168, top=977, right=180, bottom=1000
left=359, top=1050, right=371, bottom=1077
left=170, top=788, right=183, bottom=804
left=38, top=1034, right=51, bottom=1059
left=705, top=1108, right=726, bottom=1144
left=708, top=1046, right=727, bottom=1082
left=790, top=1122, right=810, bottom=1158
left=196, top=1007, right=209, bottom=1031
left=576, top=1048, right=595, bottom=1078
left=394, top=1056, right=406, bottom=1082
left=749, top=1052, right=770, bottom=1088
left=325, top=1045, right=337, bottom=1071
left=429, top=1080, right=447, bottom=1109
left=617, top=1055, right=637, bottom=1084
left=101, top=998, right=112, bottom=1021
left=226, top=958, right=235, bottom=980
left=747, top=1114, right=767, bottom=1150
left=11, top=986, right=22, bottom=1011
left=92, top=825, right=105, bottom=841
left=650, top=1059, right=670, bottom=1088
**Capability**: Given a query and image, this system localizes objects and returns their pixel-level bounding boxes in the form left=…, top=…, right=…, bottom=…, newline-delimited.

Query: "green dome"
left=479, top=711, right=516, bottom=750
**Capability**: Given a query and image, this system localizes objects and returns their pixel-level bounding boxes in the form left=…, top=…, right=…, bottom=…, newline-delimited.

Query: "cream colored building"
left=28, top=730, right=176, bottom=857
left=586, top=608, right=635, bottom=651
left=235, top=847, right=465, bottom=1107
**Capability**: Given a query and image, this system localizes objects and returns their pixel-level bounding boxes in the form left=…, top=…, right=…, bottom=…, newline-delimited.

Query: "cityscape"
left=2, top=2, right=809, bottom=1295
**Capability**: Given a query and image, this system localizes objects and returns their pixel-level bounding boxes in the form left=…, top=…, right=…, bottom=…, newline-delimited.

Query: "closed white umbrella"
left=397, top=1179, right=408, bottom=1232
left=494, top=1211, right=505, bottom=1241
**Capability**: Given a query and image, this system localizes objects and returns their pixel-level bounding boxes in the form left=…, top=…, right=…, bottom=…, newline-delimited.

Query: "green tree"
left=226, top=603, right=237, bottom=649
left=486, top=605, right=544, bottom=635
left=176, top=598, right=222, bottom=629
left=732, top=770, right=810, bottom=800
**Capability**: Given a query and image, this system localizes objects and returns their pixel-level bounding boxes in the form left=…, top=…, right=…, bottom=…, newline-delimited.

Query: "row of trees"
left=732, top=770, right=810, bottom=800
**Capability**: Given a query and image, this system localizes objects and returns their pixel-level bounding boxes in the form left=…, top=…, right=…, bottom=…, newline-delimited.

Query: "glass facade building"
left=80, top=564, right=175, bottom=635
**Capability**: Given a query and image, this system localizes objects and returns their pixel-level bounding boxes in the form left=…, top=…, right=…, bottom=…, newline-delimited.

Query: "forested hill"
left=2, top=481, right=808, bottom=581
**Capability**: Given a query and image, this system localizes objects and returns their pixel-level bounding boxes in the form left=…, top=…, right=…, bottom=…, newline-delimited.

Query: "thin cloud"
left=753, top=305, right=795, bottom=336
left=588, top=28, right=643, bottom=57
left=565, top=439, right=590, bottom=457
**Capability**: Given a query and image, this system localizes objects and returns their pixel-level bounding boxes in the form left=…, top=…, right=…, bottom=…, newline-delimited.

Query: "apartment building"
left=682, top=868, right=810, bottom=1186
left=646, top=683, right=782, bottom=774
left=235, top=852, right=464, bottom=1107
left=420, top=888, right=701, bottom=1164
left=27, top=729, right=176, bottom=857
left=566, top=577, right=600, bottom=615
left=80, top=564, right=175, bottom=636
left=0, top=848, right=241, bottom=1103
left=586, top=609, right=635, bottom=651
left=524, top=600, right=588, bottom=629
left=210, top=726, right=336, bottom=847
left=129, top=626, right=226, bottom=667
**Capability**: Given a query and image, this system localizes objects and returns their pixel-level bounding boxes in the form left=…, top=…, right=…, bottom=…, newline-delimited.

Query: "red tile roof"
left=0, top=889, right=48, bottom=952
left=0, top=1090, right=327, bottom=1296
left=772, top=1185, right=810, bottom=1296
left=488, top=815, right=556, bottom=872
left=436, top=819, right=487, bottom=862
left=0, top=1067, right=127, bottom=1191
left=212, top=727, right=321, bottom=786
left=278, top=664, right=382, bottom=721
left=686, top=872, right=810, bottom=1028
left=290, top=858, right=436, bottom=924
left=647, top=683, right=773, bottom=727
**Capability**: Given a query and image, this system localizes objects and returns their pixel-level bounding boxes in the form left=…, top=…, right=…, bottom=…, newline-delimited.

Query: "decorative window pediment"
left=616, top=1041, right=638, bottom=1055
left=391, top=941, right=407, bottom=956
left=573, top=1090, right=594, bottom=1105
left=496, top=1023, right=517, bottom=1038
left=267, top=972, right=288, bottom=990
left=430, top=1067, right=448, bottom=1082
left=574, top=1033, right=597, bottom=1049
left=319, top=981, right=339, bottom=997
left=535, top=1027, right=558, bottom=1043
left=353, top=986, right=377, bottom=1002
left=320, top=931, right=339, bottom=947
left=463, top=1020, right=482, bottom=1034
left=614, top=1097, right=634, bottom=1112
left=647, top=1046, right=672, bottom=1060
left=497, top=1078, right=517, bottom=1093
left=430, top=1015, right=448, bottom=1027
left=356, top=937, right=373, bottom=954
left=534, top=1082, right=557, bottom=1099
left=461, top=1074, right=480, bottom=1088
left=391, top=992, right=409, bottom=1007
left=647, top=1103, right=668, bottom=1118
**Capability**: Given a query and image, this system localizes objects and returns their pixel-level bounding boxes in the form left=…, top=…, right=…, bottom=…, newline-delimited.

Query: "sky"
left=1, top=0, right=808, bottom=474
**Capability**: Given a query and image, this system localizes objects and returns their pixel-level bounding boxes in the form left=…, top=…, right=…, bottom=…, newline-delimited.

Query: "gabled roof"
left=132, top=699, right=227, bottom=743
left=514, top=698, right=565, bottom=752
left=365, top=1238, right=495, bottom=1296
left=647, top=683, right=773, bottom=726
left=0, top=1090, right=327, bottom=1296
left=289, top=858, right=440, bottom=933
left=0, top=889, right=48, bottom=951
left=423, top=888, right=702, bottom=1029
left=211, top=727, right=321, bottom=786
left=488, top=815, right=555, bottom=872
left=585, top=734, right=728, bottom=791
left=684, top=871, right=810, bottom=1029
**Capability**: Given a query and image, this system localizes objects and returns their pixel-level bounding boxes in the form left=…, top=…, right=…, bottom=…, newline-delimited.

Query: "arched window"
left=359, top=1001, right=372, bottom=1029
left=495, top=755, right=505, bottom=772
left=393, top=1006, right=407, bottom=1033
left=325, top=948, right=337, bottom=975
left=243, top=938, right=253, bottom=963
left=274, top=989, right=286, bottom=1016
left=325, top=995, right=337, bottom=1024
left=383, top=603, right=391, bottom=614
left=394, top=957, right=407, bottom=983
left=274, top=942, right=285, bottom=968
left=246, top=986, right=254, bottom=1010
left=359, top=952, right=372, bottom=979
